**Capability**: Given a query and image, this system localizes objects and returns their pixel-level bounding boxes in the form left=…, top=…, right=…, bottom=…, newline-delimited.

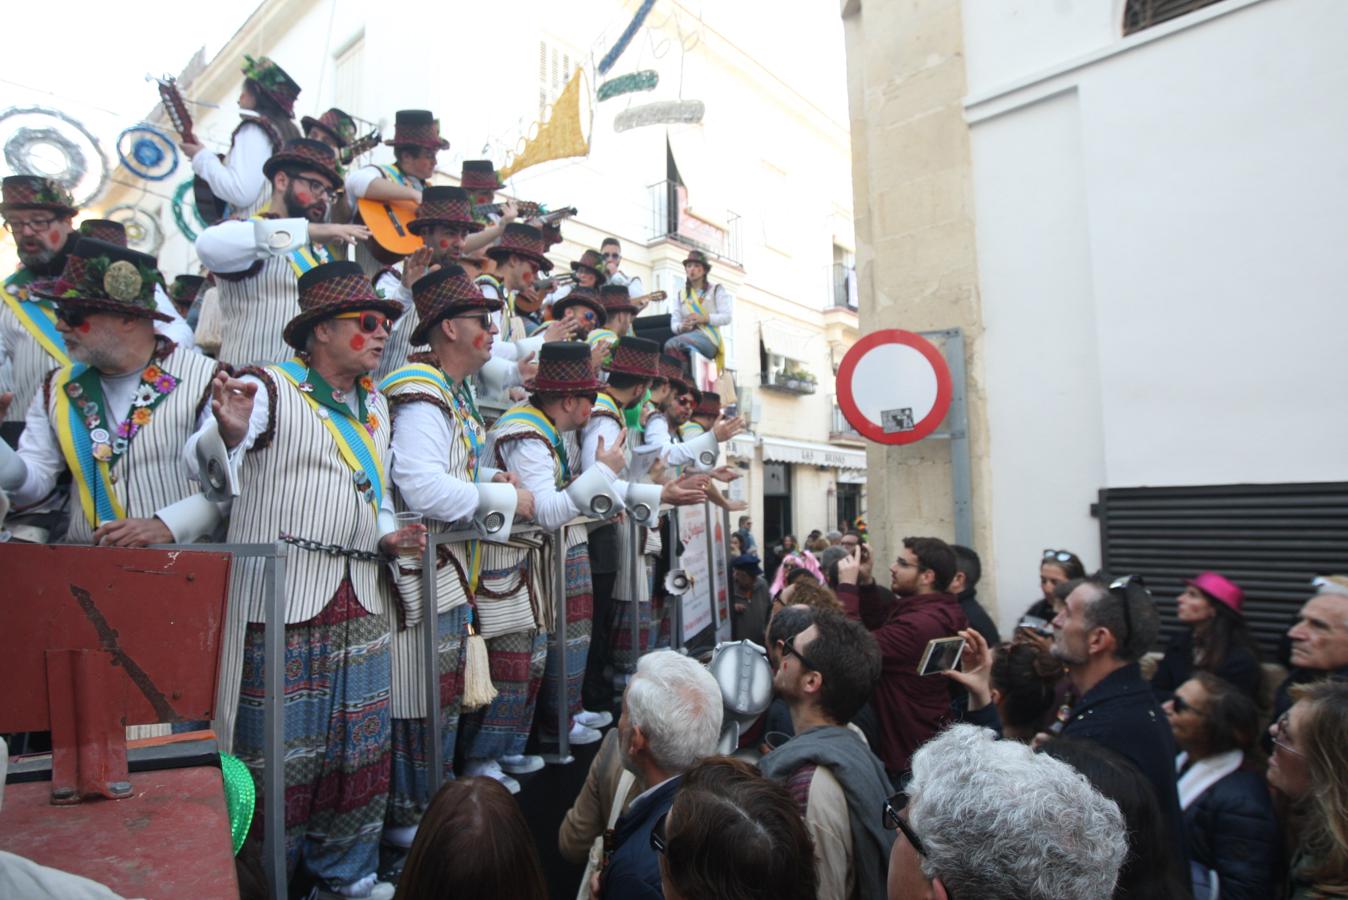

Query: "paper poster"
left=677, top=503, right=715, bottom=642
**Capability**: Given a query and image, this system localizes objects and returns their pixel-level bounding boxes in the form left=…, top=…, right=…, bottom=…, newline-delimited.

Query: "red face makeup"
left=349, top=333, right=367, bottom=351
left=439, top=239, right=450, bottom=249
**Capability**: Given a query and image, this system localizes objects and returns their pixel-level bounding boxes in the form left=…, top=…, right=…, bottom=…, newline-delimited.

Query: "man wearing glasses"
left=600, top=237, right=646, bottom=303
left=1049, top=574, right=1185, bottom=853
left=195, top=139, right=370, bottom=367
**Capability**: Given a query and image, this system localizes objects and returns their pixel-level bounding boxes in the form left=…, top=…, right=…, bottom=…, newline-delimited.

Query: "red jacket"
left=838, top=583, right=968, bottom=776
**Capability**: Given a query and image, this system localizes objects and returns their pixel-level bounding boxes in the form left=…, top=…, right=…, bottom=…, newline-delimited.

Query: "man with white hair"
left=1271, top=576, right=1348, bottom=723
left=886, top=724, right=1126, bottom=900
left=597, top=650, right=723, bottom=900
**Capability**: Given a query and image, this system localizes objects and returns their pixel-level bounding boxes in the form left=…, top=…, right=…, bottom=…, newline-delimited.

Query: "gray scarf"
left=758, top=724, right=896, bottom=900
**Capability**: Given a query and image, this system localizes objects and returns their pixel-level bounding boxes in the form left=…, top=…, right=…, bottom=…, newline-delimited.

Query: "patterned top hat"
left=552, top=288, right=607, bottom=327
left=30, top=237, right=169, bottom=322
left=169, top=274, right=206, bottom=306
left=409, top=186, right=484, bottom=236
left=599, top=283, right=639, bottom=316
left=410, top=264, right=503, bottom=345
left=78, top=219, right=127, bottom=247
left=283, top=260, right=404, bottom=350
left=485, top=223, right=553, bottom=273
left=0, top=175, right=76, bottom=216
left=526, top=341, right=603, bottom=395
left=659, top=351, right=691, bottom=391
left=242, top=55, right=301, bottom=117
left=694, top=390, right=722, bottom=418
left=460, top=160, right=504, bottom=192
left=569, top=249, right=609, bottom=285
left=683, top=248, right=713, bottom=274
left=385, top=110, right=450, bottom=151
left=606, top=336, right=660, bottom=378
left=301, top=108, right=357, bottom=148
left=262, top=138, right=344, bottom=190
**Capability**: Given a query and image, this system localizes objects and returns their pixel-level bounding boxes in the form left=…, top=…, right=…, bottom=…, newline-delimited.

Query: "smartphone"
left=1017, top=615, right=1054, bottom=638
left=917, top=636, right=966, bottom=676
left=723, top=403, right=738, bottom=417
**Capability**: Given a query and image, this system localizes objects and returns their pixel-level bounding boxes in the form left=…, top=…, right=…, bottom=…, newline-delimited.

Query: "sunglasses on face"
left=602, top=252, right=621, bottom=260
left=883, top=792, right=926, bottom=857
left=54, top=306, right=91, bottom=328
left=4, top=216, right=59, bottom=235
left=781, top=635, right=819, bottom=672
left=333, top=311, right=392, bottom=334
left=453, top=312, right=491, bottom=330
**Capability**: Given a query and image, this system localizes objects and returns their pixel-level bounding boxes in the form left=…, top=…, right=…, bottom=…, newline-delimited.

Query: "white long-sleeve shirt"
left=191, top=120, right=273, bottom=211
left=494, top=431, right=616, bottom=531
left=2, top=372, right=219, bottom=540
left=387, top=400, right=481, bottom=525
left=670, top=283, right=733, bottom=333
left=634, top=414, right=710, bottom=467
left=344, top=164, right=425, bottom=201
left=182, top=372, right=397, bottom=536
left=195, top=216, right=312, bottom=274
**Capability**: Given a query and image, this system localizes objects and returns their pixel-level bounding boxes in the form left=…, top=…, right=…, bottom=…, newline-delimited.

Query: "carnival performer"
left=481, top=342, right=626, bottom=754
left=633, top=356, right=743, bottom=474
left=677, top=389, right=747, bottom=512
left=195, top=139, right=369, bottom=367
left=0, top=238, right=223, bottom=547
left=589, top=283, right=640, bottom=349
left=302, top=107, right=361, bottom=229
left=665, top=249, right=732, bottom=370
left=185, top=260, right=421, bottom=899
left=182, top=55, right=302, bottom=221
left=74, top=219, right=194, bottom=349
left=371, top=187, right=484, bottom=378
left=578, top=336, right=707, bottom=716
left=552, top=287, right=607, bottom=344
left=544, top=248, right=607, bottom=308
left=167, top=274, right=206, bottom=324
left=2, top=177, right=189, bottom=439
left=345, top=110, right=447, bottom=276
left=378, top=265, right=536, bottom=836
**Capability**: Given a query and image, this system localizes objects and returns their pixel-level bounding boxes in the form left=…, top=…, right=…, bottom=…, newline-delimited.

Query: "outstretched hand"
left=209, top=372, right=258, bottom=449
left=942, top=628, right=994, bottom=710
left=712, top=415, right=745, bottom=442
left=595, top=430, right=627, bottom=473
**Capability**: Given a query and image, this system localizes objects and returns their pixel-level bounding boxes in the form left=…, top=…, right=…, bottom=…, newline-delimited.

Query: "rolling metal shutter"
left=1123, top=0, right=1227, bottom=35
left=1094, top=482, right=1348, bottom=657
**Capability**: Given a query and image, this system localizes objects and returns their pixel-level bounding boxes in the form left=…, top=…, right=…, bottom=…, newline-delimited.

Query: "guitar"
left=473, top=202, right=578, bottom=225
left=155, top=77, right=229, bottom=225
left=356, top=197, right=422, bottom=263
left=631, top=290, right=667, bottom=310
left=340, top=130, right=381, bottom=165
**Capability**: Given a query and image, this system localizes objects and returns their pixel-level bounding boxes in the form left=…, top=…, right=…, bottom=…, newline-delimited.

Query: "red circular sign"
left=837, top=329, right=952, bottom=445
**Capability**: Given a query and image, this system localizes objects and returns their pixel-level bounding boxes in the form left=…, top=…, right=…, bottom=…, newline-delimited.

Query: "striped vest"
left=488, top=405, right=589, bottom=551
left=1, top=274, right=62, bottom=425
left=373, top=266, right=426, bottom=380
left=226, top=367, right=392, bottom=623
left=214, top=252, right=300, bottom=368
left=49, top=344, right=218, bottom=544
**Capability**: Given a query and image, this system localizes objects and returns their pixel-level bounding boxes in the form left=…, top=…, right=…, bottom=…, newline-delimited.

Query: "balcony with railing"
left=829, top=262, right=858, bottom=310
left=648, top=180, right=742, bottom=266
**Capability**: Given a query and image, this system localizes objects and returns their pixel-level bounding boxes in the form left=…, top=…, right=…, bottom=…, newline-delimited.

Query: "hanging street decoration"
left=106, top=204, right=165, bottom=254
left=499, top=68, right=591, bottom=181
left=598, top=0, right=659, bottom=75
left=613, top=99, right=705, bottom=132
left=0, top=106, right=109, bottom=208
left=597, top=70, right=660, bottom=102
left=171, top=177, right=210, bottom=242
left=116, top=125, right=179, bottom=181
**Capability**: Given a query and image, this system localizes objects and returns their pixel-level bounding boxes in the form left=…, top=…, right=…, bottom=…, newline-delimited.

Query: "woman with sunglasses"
left=1022, top=547, right=1087, bottom=625
left=1269, top=680, right=1348, bottom=899
left=1163, top=673, right=1281, bottom=900
left=1151, top=571, right=1262, bottom=701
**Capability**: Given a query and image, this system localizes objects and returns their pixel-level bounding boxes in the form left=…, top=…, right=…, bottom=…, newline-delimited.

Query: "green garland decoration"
left=597, top=70, right=660, bottom=102
left=172, top=178, right=208, bottom=242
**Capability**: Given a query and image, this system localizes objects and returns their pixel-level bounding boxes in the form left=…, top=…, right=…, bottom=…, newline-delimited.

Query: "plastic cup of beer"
left=395, top=511, right=424, bottom=558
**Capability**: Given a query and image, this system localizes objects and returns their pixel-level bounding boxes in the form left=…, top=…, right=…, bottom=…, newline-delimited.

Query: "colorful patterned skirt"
left=234, top=579, right=392, bottom=887
left=458, top=628, right=548, bottom=760
left=387, top=604, right=470, bottom=829
left=611, top=599, right=653, bottom=675
left=540, top=542, right=594, bottom=728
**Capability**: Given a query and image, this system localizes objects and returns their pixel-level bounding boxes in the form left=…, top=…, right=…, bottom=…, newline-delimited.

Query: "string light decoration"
left=171, top=177, right=209, bottom=242
left=598, top=0, right=659, bottom=74
left=116, top=125, right=179, bottom=181
left=0, top=106, right=108, bottom=207
left=106, top=203, right=164, bottom=254
left=613, top=100, right=704, bottom=132
left=597, top=70, right=659, bottom=102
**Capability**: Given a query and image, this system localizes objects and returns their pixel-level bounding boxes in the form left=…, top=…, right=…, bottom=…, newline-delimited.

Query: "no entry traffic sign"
left=837, top=329, right=952, bottom=445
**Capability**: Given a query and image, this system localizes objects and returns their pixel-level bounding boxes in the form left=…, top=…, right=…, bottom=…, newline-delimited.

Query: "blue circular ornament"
left=116, top=125, right=178, bottom=181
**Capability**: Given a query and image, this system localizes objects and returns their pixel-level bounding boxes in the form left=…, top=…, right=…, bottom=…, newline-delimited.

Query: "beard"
left=283, top=184, right=327, bottom=222
left=17, top=241, right=60, bottom=269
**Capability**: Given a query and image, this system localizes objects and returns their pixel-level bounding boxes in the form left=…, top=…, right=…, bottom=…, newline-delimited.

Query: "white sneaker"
left=500, top=753, right=546, bottom=774
left=569, top=722, right=604, bottom=745
left=462, top=758, right=521, bottom=794
left=576, top=708, right=613, bottom=729
left=308, top=874, right=393, bottom=899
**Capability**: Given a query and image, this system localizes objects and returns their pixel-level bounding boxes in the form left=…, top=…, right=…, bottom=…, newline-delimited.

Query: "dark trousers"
left=583, top=570, right=618, bottom=713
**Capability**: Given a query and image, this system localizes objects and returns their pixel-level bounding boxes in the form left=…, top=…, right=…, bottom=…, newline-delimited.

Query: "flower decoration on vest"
left=63, top=360, right=178, bottom=461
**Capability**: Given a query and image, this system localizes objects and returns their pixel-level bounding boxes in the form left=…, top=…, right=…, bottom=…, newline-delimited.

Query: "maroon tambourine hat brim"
left=485, top=245, right=553, bottom=273
left=524, top=374, right=604, bottom=394
left=408, top=216, right=485, bottom=236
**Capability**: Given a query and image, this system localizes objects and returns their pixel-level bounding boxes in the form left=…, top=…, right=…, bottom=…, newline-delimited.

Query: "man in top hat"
left=665, top=249, right=732, bottom=370
left=168, top=274, right=206, bottom=325
left=345, top=110, right=449, bottom=275
left=579, top=336, right=708, bottom=715
left=370, top=186, right=484, bottom=378
left=303, top=107, right=359, bottom=155
left=477, top=342, right=628, bottom=759
left=183, top=55, right=302, bottom=221
left=552, top=287, right=607, bottom=344
left=196, top=138, right=370, bottom=367
left=377, top=265, right=537, bottom=819
left=185, top=259, right=421, bottom=899
left=544, top=248, right=607, bottom=309
left=590, top=283, right=640, bottom=347
left=634, top=356, right=743, bottom=476
left=0, top=238, right=224, bottom=547
left=672, top=389, right=746, bottom=512
left=76, top=219, right=195, bottom=349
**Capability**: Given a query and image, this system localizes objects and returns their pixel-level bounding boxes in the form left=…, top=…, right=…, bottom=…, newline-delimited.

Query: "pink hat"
left=1186, top=572, right=1244, bottom=614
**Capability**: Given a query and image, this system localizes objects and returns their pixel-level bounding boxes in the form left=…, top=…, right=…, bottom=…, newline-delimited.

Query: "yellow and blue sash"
left=586, top=327, right=618, bottom=347
left=2, top=270, right=69, bottom=366
left=52, top=364, right=123, bottom=527
left=594, top=391, right=623, bottom=422
left=679, top=421, right=706, bottom=440
left=494, top=404, right=569, bottom=486
left=274, top=360, right=384, bottom=514
left=378, top=164, right=409, bottom=187
left=681, top=285, right=725, bottom=368
left=380, top=363, right=488, bottom=588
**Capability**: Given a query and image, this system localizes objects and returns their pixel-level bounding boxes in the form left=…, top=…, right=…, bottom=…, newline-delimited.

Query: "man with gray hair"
left=887, top=724, right=1126, bottom=899
left=597, top=650, right=723, bottom=899
left=1049, top=574, right=1184, bottom=855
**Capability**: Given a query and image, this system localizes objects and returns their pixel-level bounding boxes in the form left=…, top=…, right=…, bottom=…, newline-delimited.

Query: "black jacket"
left=1061, top=663, right=1186, bottom=858
left=601, top=775, right=681, bottom=899
left=956, top=588, right=1000, bottom=647
left=1184, top=765, right=1282, bottom=900
left=1150, top=629, right=1262, bottom=700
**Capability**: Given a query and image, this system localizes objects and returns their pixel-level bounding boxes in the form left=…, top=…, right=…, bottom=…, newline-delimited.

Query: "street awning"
left=760, top=437, right=866, bottom=470
left=758, top=319, right=817, bottom=363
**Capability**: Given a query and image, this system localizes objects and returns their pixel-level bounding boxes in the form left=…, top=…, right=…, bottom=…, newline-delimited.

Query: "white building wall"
left=964, top=0, right=1348, bottom=630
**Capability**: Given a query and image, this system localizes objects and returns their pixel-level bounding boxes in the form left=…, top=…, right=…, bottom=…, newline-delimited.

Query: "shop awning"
left=760, top=437, right=866, bottom=470
left=758, top=319, right=817, bottom=363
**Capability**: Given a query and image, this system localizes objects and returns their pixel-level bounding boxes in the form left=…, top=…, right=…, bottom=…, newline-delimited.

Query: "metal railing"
left=646, top=179, right=743, bottom=266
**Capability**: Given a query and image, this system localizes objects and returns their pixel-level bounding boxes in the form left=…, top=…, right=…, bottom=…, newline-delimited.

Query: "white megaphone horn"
left=664, top=568, right=692, bottom=596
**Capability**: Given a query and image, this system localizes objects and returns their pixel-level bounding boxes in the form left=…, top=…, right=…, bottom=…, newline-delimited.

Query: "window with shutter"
left=1123, top=0, right=1229, bottom=35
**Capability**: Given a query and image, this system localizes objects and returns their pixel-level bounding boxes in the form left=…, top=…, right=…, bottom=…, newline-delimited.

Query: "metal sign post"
left=544, top=527, right=573, bottom=765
